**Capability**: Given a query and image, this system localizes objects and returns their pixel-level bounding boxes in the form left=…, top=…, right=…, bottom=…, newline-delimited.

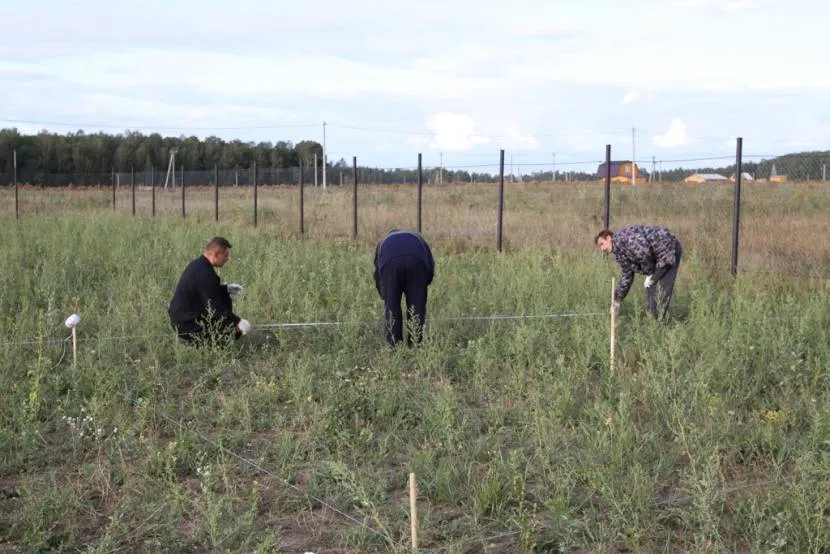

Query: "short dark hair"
left=595, top=229, right=613, bottom=244
left=205, top=236, right=232, bottom=252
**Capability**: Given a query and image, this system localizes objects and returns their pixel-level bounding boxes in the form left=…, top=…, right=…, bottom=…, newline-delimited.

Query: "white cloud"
left=653, top=119, right=691, bottom=148
left=623, top=91, right=656, bottom=104
left=500, top=122, right=539, bottom=150
left=622, top=91, right=642, bottom=104
left=719, top=0, right=763, bottom=10
left=671, top=0, right=764, bottom=9
left=415, top=112, right=490, bottom=151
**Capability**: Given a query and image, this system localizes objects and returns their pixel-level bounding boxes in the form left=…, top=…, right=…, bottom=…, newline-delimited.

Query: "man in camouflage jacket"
left=595, top=225, right=683, bottom=319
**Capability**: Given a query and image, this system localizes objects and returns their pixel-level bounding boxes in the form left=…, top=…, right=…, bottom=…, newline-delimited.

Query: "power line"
left=328, top=123, right=629, bottom=140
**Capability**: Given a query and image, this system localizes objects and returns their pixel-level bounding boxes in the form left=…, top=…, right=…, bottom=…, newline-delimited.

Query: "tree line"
left=0, top=128, right=323, bottom=176
left=0, top=128, right=501, bottom=185
left=1, top=128, right=826, bottom=186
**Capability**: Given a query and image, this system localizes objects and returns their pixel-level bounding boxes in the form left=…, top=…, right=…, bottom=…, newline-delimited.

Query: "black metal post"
left=417, top=153, right=423, bottom=233
left=13, top=149, right=18, bottom=219
left=731, top=137, right=743, bottom=277
left=299, top=163, right=305, bottom=235
left=604, top=144, right=611, bottom=229
left=131, top=167, right=136, bottom=216
left=181, top=165, right=186, bottom=218
left=253, top=161, right=258, bottom=227
left=151, top=167, right=155, bottom=217
left=497, top=149, right=505, bottom=252
left=352, top=156, right=358, bottom=240
left=214, top=165, right=219, bottom=222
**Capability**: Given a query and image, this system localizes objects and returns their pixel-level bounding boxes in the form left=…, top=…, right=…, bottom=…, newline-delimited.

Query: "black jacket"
left=373, top=231, right=435, bottom=294
left=169, top=255, right=240, bottom=332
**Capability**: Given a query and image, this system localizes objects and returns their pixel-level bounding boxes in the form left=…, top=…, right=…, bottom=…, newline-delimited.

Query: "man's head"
left=595, top=229, right=614, bottom=254
left=204, top=236, right=232, bottom=267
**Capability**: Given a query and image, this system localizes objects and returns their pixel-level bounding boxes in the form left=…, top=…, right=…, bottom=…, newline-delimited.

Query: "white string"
left=0, top=309, right=606, bottom=348
left=253, top=310, right=606, bottom=330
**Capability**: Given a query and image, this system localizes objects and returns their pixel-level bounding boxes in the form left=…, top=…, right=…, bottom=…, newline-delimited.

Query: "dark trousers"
left=380, top=256, right=429, bottom=346
left=172, top=320, right=237, bottom=347
left=646, top=242, right=682, bottom=319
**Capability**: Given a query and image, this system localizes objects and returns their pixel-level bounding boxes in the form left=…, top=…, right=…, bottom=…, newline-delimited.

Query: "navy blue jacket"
left=169, top=255, right=240, bottom=332
left=373, top=231, right=435, bottom=294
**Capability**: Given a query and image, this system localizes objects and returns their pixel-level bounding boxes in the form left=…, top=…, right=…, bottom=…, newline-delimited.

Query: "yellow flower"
left=762, top=410, right=783, bottom=424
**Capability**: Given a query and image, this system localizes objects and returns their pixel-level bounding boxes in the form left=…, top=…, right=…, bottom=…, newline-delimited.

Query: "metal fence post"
left=214, top=165, right=219, bottom=222
left=181, top=165, right=186, bottom=218
left=13, top=149, right=18, bottom=219
left=731, top=137, right=743, bottom=277
left=417, top=153, right=423, bottom=233
left=352, top=156, right=358, bottom=240
left=253, top=161, right=258, bottom=227
left=299, top=163, right=305, bottom=235
left=111, top=167, right=116, bottom=210
left=151, top=167, right=156, bottom=217
left=131, top=166, right=136, bottom=216
left=497, top=149, right=505, bottom=252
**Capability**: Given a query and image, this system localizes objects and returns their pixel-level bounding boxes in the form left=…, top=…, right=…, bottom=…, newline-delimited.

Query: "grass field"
left=1, top=182, right=829, bottom=552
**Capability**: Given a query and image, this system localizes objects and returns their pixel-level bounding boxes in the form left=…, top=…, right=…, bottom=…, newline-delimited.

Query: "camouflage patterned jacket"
left=612, top=225, right=680, bottom=301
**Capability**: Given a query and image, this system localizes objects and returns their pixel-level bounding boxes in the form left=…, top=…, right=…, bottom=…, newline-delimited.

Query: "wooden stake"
left=72, top=326, right=77, bottom=368
left=409, top=472, right=418, bottom=550
left=610, top=278, right=616, bottom=374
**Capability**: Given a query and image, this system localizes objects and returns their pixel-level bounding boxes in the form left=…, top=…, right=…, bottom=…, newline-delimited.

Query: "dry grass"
left=7, top=180, right=830, bottom=277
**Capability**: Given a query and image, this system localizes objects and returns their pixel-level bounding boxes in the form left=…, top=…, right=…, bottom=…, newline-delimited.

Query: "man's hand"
left=611, top=300, right=620, bottom=316
left=644, top=275, right=655, bottom=289
left=226, top=283, right=245, bottom=296
left=237, top=319, right=251, bottom=335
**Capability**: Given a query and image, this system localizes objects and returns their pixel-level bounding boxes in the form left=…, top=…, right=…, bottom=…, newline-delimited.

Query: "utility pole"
left=439, top=152, right=443, bottom=185
left=322, top=121, right=327, bottom=190
left=552, top=152, right=556, bottom=181
left=651, top=155, right=656, bottom=183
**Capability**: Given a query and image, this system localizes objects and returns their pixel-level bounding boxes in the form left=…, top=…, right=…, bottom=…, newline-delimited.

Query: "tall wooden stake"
left=610, top=278, right=616, bottom=374
left=409, top=472, right=419, bottom=550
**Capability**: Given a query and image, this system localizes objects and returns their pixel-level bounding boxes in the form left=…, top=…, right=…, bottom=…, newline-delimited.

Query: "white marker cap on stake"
left=65, top=313, right=81, bottom=328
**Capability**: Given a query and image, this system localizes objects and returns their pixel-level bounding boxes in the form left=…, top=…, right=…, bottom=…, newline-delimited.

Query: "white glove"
left=237, top=319, right=251, bottom=335
left=644, top=275, right=655, bottom=289
left=226, top=283, right=245, bottom=296
left=610, top=300, right=620, bottom=316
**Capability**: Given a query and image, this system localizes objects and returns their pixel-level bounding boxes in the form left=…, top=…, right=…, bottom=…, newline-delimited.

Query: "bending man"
left=595, top=225, right=683, bottom=319
left=373, top=229, right=435, bottom=346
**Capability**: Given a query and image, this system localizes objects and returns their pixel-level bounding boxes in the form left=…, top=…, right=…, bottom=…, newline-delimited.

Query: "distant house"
left=684, top=173, right=728, bottom=183
left=596, top=160, right=646, bottom=183
left=729, top=172, right=754, bottom=182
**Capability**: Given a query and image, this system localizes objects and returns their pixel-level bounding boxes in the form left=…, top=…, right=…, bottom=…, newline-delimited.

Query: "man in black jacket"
left=169, top=236, right=250, bottom=345
left=596, top=225, right=683, bottom=319
left=373, top=230, right=435, bottom=346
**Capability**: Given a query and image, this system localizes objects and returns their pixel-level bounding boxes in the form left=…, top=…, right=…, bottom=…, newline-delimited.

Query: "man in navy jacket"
left=169, top=236, right=250, bottom=345
left=373, top=230, right=435, bottom=346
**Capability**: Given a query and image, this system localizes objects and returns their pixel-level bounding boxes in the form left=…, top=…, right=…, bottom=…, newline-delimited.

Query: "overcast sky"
left=2, top=0, right=827, bottom=173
